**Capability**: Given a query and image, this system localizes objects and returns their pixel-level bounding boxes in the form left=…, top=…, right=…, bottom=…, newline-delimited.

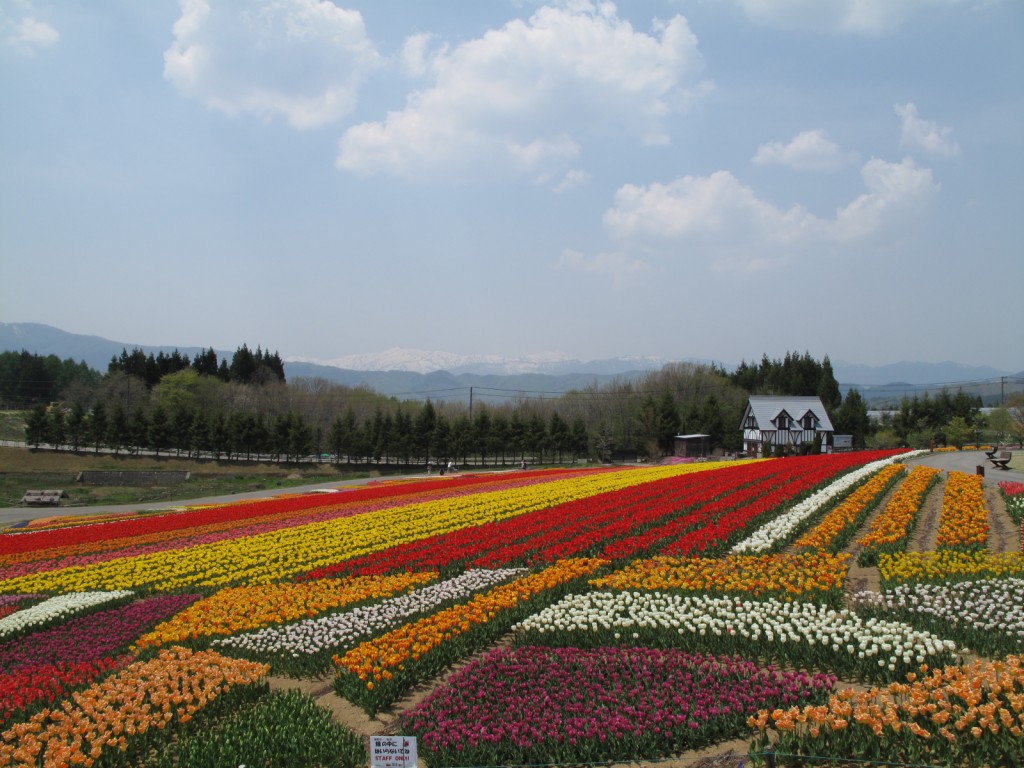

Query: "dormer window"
left=775, top=413, right=790, bottom=430
left=802, top=413, right=817, bottom=430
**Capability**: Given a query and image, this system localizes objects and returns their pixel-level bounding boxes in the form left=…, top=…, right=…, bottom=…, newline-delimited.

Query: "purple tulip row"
left=0, top=593, right=199, bottom=671
left=402, top=645, right=834, bottom=764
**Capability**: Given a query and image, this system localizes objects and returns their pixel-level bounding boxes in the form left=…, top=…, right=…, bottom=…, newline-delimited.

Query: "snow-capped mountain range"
left=286, top=348, right=672, bottom=376
left=1, top=323, right=1019, bottom=388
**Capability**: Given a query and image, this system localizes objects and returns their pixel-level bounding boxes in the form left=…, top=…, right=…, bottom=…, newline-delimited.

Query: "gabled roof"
left=743, top=395, right=834, bottom=432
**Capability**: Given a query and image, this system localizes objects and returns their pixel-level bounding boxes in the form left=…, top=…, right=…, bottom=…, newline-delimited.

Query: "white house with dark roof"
left=740, top=395, right=834, bottom=457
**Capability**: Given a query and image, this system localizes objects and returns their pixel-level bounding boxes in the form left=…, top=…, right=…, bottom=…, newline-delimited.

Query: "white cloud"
left=550, top=248, right=652, bottom=286
left=735, top=0, right=969, bottom=36
left=895, top=103, right=961, bottom=157
left=0, top=1, right=58, bottom=54
left=336, top=1, right=708, bottom=182
left=164, top=0, right=381, bottom=129
left=554, top=168, right=592, bottom=193
left=400, top=32, right=436, bottom=77
left=834, top=156, right=939, bottom=238
left=752, top=129, right=852, bottom=171
left=602, top=156, right=938, bottom=270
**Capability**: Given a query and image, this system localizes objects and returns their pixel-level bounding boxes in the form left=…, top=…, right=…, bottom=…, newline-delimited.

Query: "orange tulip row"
left=792, top=464, right=904, bottom=552
left=590, top=552, right=849, bottom=599
left=857, top=466, right=941, bottom=563
left=749, top=654, right=1024, bottom=764
left=0, top=646, right=268, bottom=767
left=935, top=471, right=988, bottom=551
left=133, top=571, right=437, bottom=650
left=335, top=558, right=607, bottom=684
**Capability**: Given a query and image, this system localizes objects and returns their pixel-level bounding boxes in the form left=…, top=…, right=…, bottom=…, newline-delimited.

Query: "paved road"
left=902, top=448, right=1024, bottom=486
left=0, top=474, right=424, bottom=529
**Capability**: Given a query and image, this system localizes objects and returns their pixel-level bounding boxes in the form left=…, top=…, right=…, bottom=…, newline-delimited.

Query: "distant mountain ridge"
left=1, top=323, right=1020, bottom=404
left=289, top=348, right=674, bottom=376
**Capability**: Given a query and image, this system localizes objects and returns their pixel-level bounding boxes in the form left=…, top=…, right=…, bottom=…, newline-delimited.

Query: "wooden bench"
left=21, top=490, right=67, bottom=507
left=984, top=445, right=1001, bottom=460
left=989, top=451, right=1013, bottom=470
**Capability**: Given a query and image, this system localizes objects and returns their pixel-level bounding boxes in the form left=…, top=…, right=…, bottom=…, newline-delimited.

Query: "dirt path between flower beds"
left=986, top=485, right=1020, bottom=554
left=838, top=477, right=905, bottom=602
left=905, top=474, right=945, bottom=553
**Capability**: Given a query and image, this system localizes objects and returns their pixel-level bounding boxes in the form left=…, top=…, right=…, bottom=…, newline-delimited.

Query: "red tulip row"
left=304, top=462, right=768, bottom=577
left=303, top=452, right=902, bottom=578
left=0, top=469, right=587, bottom=559
left=632, top=452, right=901, bottom=558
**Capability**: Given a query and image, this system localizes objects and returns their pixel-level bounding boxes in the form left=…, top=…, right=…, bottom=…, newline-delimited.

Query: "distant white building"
left=741, top=396, right=834, bottom=457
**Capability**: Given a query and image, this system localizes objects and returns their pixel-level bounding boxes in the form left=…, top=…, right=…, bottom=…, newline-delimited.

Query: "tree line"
left=11, top=345, right=1017, bottom=466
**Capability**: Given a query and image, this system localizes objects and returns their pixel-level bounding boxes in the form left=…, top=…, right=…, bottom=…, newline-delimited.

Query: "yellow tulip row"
left=335, top=558, right=607, bottom=684
left=858, top=466, right=940, bottom=553
left=133, top=571, right=437, bottom=650
left=590, top=552, right=850, bottom=597
left=0, top=646, right=268, bottom=767
left=792, top=464, right=904, bottom=552
left=935, top=471, right=988, bottom=550
left=878, top=551, right=1024, bottom=584
left=0, top=464, right=711, bottom=595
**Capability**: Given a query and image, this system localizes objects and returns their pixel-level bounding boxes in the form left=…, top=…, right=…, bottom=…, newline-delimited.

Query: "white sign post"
left=370, top=735, right=418, bottom=768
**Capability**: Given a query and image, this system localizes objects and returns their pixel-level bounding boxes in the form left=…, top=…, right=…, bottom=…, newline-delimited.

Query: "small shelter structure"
left=741, top=395, right=834, bottom=457
left=673, top=433, right=710, bottom=459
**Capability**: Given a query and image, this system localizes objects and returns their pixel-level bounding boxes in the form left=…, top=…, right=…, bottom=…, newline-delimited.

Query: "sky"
left=1, top=0, right=1022, bottom=372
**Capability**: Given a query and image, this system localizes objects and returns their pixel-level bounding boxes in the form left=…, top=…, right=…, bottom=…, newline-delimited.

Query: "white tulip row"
left=730, top=453, right=918, bottom=554
left=0, top=589, right=134, bottom=638
left=514, top=590, right=956, bottom=671
left=213, top=568, right=526, bottom=657
left=851, top=577, right=1024, bottom=642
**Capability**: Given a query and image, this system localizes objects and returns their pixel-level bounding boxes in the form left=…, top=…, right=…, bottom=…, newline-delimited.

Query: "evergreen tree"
left=88, top=402, right=108, bottom=453
left=107, top=404, right=129, bottom=455
left=66, top=401, right=87, bottom=451
left=570, top=417, right=589, bottom=460
left=149, top=404, right=171, bottom=456
left=25, top=404, right=49, bottom=447
left=656, top=391, right=681, bottom=455
left=833, top=389, right=872, bottom=449
left=230, top=345, right=258, bottom=384
left=192, top=348, right=220, bottom=377
left=473, top=408, right=492, bottom=465
left=818, top=356, right=842, bottom=412
left=413, top=400, right=437, bottom=463
left=548, top=411, right=570, bottom=463
left=128, top=407, right=149, bottom=454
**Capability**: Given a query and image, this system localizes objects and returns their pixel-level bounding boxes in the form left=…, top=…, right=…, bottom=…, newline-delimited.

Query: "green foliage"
left=833, top=389, right=872, bottom=449
left=888, top=390, right=983, bottom=444
left=944, top=415, right=972, bottom=450
left=0, top=349, right=101, bottom=407
left=730, top=350, right=839, bottom=400
left=147, top=688, right=366, bottom=768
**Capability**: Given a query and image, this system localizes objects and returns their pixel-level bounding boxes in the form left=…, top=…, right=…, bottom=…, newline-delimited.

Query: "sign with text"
left=370, top=736, right=417, bottom=768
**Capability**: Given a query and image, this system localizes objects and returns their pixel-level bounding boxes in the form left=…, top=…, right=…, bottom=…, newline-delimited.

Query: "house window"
left=802, top=414, right=816, bottom=430
left=776, top=413, right=790, bottom=430
left=744, top=414, right=756, bottom=429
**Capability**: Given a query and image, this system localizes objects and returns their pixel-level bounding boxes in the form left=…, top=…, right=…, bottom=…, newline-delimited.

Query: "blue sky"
left=1, top=0, right=1022, bottom=371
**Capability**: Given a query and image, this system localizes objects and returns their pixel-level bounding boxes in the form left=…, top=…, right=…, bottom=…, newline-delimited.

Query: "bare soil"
left=986, top=485, right=1021, bottom=554
left=905, top=474, right=945, bottom=553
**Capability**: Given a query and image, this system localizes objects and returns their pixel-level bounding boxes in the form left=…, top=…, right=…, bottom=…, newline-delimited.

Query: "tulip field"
left=1, top=451, right=1023, bottom=767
